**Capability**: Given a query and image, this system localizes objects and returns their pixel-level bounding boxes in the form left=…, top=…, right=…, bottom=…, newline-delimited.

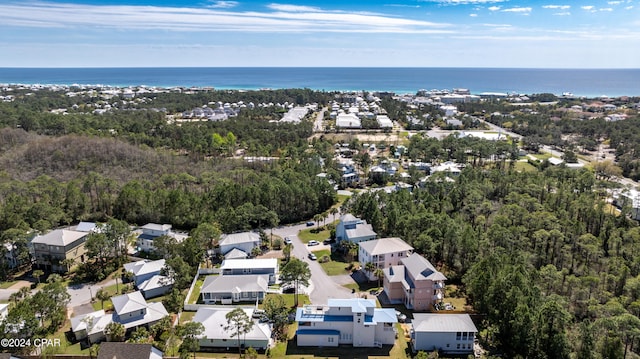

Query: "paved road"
left=272, top=223, right=353, bottom=305
left=314, top=107, right=326, bottom=132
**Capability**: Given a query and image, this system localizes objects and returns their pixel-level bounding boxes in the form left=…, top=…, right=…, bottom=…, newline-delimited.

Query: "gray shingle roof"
left=359, top=237, right=413, bottom=255
left=201, top=274, right=268, bottom=294
left=412, top=314, right=477, bottom=333
left=111, top=291, right=148, bottom=315
left=402, top=253, right=447, bottom=281
left=97, top=342, right=163, bottom=359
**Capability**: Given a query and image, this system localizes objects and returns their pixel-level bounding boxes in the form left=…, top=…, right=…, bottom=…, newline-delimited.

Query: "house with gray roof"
left=224, top=247, right=249, bottom=260
left=336, top=214, right=377, bottom=244
left=31, top=229, right=88, bottom=273
left=97, top=342, right=163, bottom=359
left=410, top=314, right=477, bottom=354
left=295, top=298, right=397, bottom=348
left=383, top=253, right=446, bottom=311
left=220, top=258, right=278, bottom=284
left=200, top=274, right=268, bottom=304
left=193, top=307, right=272, bottom=350
left=123, top=259, right=173, bottom=299
left=136, top=223, right=187, bottom=253
left=219, top=231, right=261, bottom=256
left=359, top=237, right=414, bottom=281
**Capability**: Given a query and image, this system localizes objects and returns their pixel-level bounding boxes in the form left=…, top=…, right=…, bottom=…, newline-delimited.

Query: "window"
left=328, top=337, right=334, bottom=343
left=462, top=332, right=468, bottom=340
left=243, top=268, right=252, bottom=274
left=457, top=344, right=460, bottom=349
left=456, top=332, right=461, bottom=340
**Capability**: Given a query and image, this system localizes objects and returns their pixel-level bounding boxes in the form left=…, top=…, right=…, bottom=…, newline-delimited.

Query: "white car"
left=307, top=240, right=320, bottom=246
left=284, top=237, right=292, bottom=245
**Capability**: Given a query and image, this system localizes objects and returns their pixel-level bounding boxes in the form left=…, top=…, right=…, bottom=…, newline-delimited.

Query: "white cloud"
left=0, top=1, right=452, bottom=34
left=488, top=6, right=501, bottom=11
left=419, top=0, right=506, bottom=4
left=470, top=13, right=478, bottom=16
left=553, top=11, right=571, bottom=15
left=542, top=5, right=571, bottom=10
left=266, top=4, right=322, bottom=12
left=599, top=7, right=614, bottom=11
left=502, top=7, right=532, bottom=13
left=207, top=1, right=239, bottom=8
left=625, top=5, right=634, bottom=9
left=581, top=5, right=595, bottom=10
left=608, top=1, right=622, bottom=5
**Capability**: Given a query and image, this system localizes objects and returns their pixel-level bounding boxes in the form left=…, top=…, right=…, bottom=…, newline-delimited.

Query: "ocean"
left=0, top=67, right=639, bottom=98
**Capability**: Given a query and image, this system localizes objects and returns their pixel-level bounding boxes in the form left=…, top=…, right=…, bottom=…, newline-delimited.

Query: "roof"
left=111, top=291, right=148, bottom=315
left=140, top=223, right=172, bottom=232
left=359, top=237, right=413, bottom=255
left=97, top=342, right=163, bottom=359
left=124, top=259, right=166, bottom=278
left=201, top=274, right=268, bottom=294
left=138, top=275, right=174, bottom=292
left=220, top=232, right=260, bottom=247
left=220, top=258, right=278, bottom=271
left=345, top=224, right=377, bottom=240
left=296, top=329, right=340, bottom=336
left=328, top=298, right=376, bottom=313
left=193, top=307, right=271, bottom=341
left=412, top=314, right=478, bottom=333
left=75, top=221, right=98, bottom=232
left=32, top=229, right=87, bottom=247
left=224, top=248, right=249, bottom=260
left=340, top=213, right=359, bottom=223
left=70, top=310, right=106, bottom=333
left=384, top=265, right=409, bottom=287
left=372, top=308, right=398, bottom=323
left=402, top=253, right=447, bottom=282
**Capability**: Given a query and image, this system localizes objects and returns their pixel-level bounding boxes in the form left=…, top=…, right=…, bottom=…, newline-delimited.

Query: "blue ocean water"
left=0, top=67, right=639, bottom=97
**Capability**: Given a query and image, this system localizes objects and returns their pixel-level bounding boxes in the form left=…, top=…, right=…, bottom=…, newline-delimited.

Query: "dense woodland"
left=2, top=88, right=640, bottom=357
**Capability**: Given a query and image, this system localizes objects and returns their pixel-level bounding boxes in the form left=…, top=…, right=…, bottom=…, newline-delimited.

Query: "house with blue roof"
left=295, top=298, right=397, bottom=348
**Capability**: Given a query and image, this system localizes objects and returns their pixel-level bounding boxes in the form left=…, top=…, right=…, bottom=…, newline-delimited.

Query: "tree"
left=245, top=347, right=259, bottom=359
left=282, top=243, right=292, bottom=263
left=162, top=256, right=194, bottom=290
left=96, top=288, right=110, bottom=309
left=279, top=258, right=311, bottom=307
left=365, top=262, right=376, bottom=278
left=32, top=269, right=44, bottom=284
left=224, top=308, right=254, bottom=356
left=105, top=218, right=131, bottom=259
left=263, top=295, right=289, bottom=340
left=85, top=232, right=112, bottom=264
left=128, top=326, right=151, bottom=343
left=374, top=268, right=385, bottom=288
left=105, top=322, right=126, bottom=342
left=162, top=288, right=185, bottom=313
left=178, top=321, right=204, bottom=359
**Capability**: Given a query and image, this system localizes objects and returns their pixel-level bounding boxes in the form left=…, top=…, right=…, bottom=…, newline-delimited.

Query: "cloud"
left=542, top=5, right=571, bottom=10
left=207, top=1, right=238, bottom=8
left=488, top=6, right=501, bottom=11
left=581, top=5, right=595, bottom=10
left=553, top=11, right=571, bottom=15
left=0, top=1, right=452, bottom=34
left=625, top=6, right=634, bottom=9
left=599, top=7, right=614, bottom=11
left=502, top=7, right=532, bottom=13
left=469, top=13, right=478, bottom=16
left=607, top=1, right=622, bottom=5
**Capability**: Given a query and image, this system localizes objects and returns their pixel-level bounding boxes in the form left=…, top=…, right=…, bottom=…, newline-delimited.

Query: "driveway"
left=272, top=224, right=353, bottom=305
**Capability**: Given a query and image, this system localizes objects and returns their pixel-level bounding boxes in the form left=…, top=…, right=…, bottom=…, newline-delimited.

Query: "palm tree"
left=365, top=262, right=376, bottom=279
left=329, top=207, right=339, bottom=223
left=96, top=288, right=110, bottom=309
left=32, top=269, right=44, bottom=285
left=374, top=268, right=385, bottom=288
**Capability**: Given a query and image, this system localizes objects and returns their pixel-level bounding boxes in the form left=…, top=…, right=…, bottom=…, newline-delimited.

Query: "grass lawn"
left=0, top=280, right=18, bottom=289
left=42, top=320, right=89, bottom=356
left=180, top=310, right=196, bottom=323
left=298, top=227, right=331, bottom=244
left=342, top=281, right=382, bottom=293
left=514, top=161, right=537, bottom=172
left=189, top=276, right=207, bottom=304
left=91, top=282, right=128, bottom=311
left=314, top=249, right=356, bottom=276
left=532, top=153, right=552, bottom=160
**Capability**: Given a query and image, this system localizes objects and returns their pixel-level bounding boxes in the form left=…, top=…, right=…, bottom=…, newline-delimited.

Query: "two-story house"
left=123, top=259, right=173, bottom=299
left=358, top=238, right=414, bottom=281
left=31, top=229, right=88, bottom=273
left=295, top=298, right=397, bottom=348
left=200, top=274, right=269, bottom=304
left=335, top=214, right=377, bottom=244
left=411, top=314, right=477, bottom=355
left=136, top=223, right=187, bottom=253
left=219, top=258, right=278, bottom=284
left=219, top=231, right=261, bottom=257
left=383, top=253, right=446, bottom=311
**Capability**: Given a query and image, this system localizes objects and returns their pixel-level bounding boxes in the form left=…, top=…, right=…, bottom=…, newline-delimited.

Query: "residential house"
left=430, top=161, right=462, bottom=177
left=97, top=342, right=164, bottom=359
left=200, top=274, right=268, bottom=304
left=295, top=298, right=397, bottom=348
left=224, top=247, right=249, bottom=260
left=411, top=314, right=477, bottom=355
left=74, top=221, right=99, bottom=233
left=31, top=229, right=88, bottom=273
left=0, top=303, right=8, bottom=323
left=70, top=291, right=169, bottom=344
left=335, top=214, right=377, bottom=244
left=220, top=258, right=278, bottom=284
left=123, top=259, right=174, bottom=299
left=137, top=274, right=174, bottom=299
left=383, top=253, right=446, bottom=311
left=136, top=223, right=187, bottom=252
left=219, top=232, right=261, bottom=256
left=359, top=238, right=414, bottom=281
left=336, top=112, right=362, bottom=128
left=193, top=307, right=271, bottom=350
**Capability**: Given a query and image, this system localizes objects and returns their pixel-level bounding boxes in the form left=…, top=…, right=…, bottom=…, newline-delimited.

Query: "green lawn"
left=532, top=153, right=552, bottom=160
left=180, top=310, right=196, bottom=323
left=42, top=320, right=89, bottom=356
left=314, top=249, right=357, bottom=276
left=0, top=280, right=18, bottom=289
left=189, top=276, right=207, bottom=304
left=514, top=161, right=537, bottom=172
left=298, top=227, right=331, bottom=244
left=91, top=282, right=129, bottom=311
left=260, top=293, right=310, bottom=308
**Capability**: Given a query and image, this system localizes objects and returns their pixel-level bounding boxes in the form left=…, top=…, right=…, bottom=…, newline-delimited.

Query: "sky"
left=1, top=0, right=638, bottom=68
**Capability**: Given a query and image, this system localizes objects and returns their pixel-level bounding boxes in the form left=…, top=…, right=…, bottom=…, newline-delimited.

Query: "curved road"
left=272, top=223, right=353, bottom=305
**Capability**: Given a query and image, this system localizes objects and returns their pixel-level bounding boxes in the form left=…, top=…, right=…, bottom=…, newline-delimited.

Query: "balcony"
left=433, top=282, right=445, bottom=289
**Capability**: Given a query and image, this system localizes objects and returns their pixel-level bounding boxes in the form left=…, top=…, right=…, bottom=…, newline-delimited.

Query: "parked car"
left=308, top=240, right=320, bottom=246
left=308, top=253, right=317, bottom=260
left=284, top=237, right=292, bottom=245
left=323, top=238, right=335, bottom=245
left=306, top=221, right=314, bottom=227
left=395, top=310, right=407, bottom=323
left=252, top=309, right=266, bottom=319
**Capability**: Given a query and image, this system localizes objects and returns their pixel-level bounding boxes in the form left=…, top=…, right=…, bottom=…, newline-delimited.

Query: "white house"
left=0, top=303, right=9, bottom=323
left=136, top=223, right=187, bottom=252
left=295, top=298, right=397, bottom=348
left=220, top=258, right=278, bottom=284
left=200, top=274, right=268, bottom=304
left=219, top=232, right=261, bottom=256
left=124, top=259, right=166, bottom=286
left=193, top=307, right=271, bottom=350
left=358, top=238, right=414, bottom=281
left=97, top=342, right=164, bottom=359
left=376, top=115, right=393, bottom=128
left=336, top=113, right=362, bottom=129
left=335, top=214, right=377, bottom=244
left=411, top=314, right=477, bottom=355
